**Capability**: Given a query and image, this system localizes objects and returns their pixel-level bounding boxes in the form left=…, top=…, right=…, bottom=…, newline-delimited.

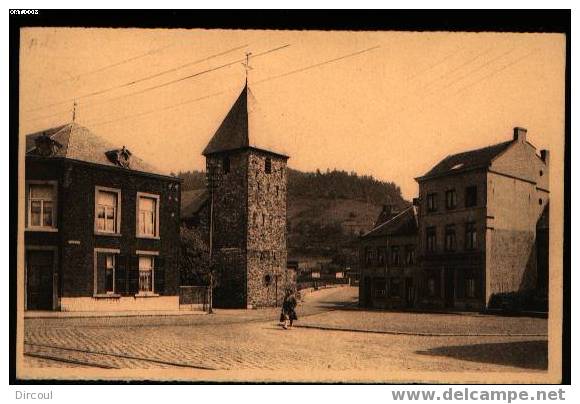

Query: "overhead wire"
left=26, top=43, right=254, bottom=113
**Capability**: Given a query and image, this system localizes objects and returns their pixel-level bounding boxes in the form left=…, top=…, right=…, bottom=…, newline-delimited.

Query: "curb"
left=295, top=324, right=548, bottom=338
left=25, top=311, right=208, bottom=319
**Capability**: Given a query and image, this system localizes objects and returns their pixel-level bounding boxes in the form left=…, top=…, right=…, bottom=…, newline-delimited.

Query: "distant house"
left=415, top=127, right=549, bottom=310
left=358, top=206, right=420, bottom=309
left=24, top=123, right=181, bottom=312
left=181, top=189, right=209, bottom=232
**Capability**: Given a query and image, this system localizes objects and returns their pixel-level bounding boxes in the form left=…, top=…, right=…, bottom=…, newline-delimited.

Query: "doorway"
left=405, top=277, right=415, bottom=308
left=363, top=277, right=372, bottom=307
left=444, top=268, right=455, bottom=308
left=26, top=249, right=55, bottom=310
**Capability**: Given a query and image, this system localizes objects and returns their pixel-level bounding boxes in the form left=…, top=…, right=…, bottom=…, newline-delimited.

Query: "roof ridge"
left=442, top=139, right=513, bottom=161
left=361, top=205, right=413, bottom=238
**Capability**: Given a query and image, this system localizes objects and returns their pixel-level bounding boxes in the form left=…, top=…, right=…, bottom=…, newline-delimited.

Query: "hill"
left=177, top=168, right=409, bottom=258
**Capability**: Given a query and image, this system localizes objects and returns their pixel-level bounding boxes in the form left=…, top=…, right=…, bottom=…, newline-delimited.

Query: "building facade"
left=198, top=84, right=294, bottom=308
left=358, top=206, right=420, bottom=309
left=415, top=127, right=549, bottom=310
left=24, top=123, right=181, bottom=311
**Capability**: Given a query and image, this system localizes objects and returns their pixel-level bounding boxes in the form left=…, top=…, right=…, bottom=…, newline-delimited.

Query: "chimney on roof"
left=540, top=149, right=550, bottom=165
left=513, top=127, right=527, bottom=143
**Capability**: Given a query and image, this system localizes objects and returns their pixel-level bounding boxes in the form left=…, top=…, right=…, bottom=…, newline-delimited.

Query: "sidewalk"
left=25, top=309, right=207, bottom=319
left=295, top=307, right=548, bottom=337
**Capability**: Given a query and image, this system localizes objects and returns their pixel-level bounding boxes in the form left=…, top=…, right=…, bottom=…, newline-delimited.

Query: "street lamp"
left=206, top=160, right=223, bottom=314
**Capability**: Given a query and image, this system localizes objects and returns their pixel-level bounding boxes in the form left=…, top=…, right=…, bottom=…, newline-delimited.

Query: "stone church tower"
left=203, top=84, right=292, bottom=308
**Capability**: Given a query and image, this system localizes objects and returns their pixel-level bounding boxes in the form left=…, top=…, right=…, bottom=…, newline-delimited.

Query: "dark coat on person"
left=280, top=295, right=298, bottom=321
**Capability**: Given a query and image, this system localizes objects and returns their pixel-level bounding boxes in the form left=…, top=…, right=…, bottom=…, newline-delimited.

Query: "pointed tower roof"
left=202, top=84, right=289, bottom=158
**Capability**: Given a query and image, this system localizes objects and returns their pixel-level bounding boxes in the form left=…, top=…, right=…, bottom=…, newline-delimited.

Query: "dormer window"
left=33, top=134, right=62, bottom=157
left=265, top=157, right=272, bottom=174
left=105, top=146, right=132, bottom=168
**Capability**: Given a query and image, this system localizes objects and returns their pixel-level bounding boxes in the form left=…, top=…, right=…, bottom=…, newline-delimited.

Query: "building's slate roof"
left=26, top=122, right=169, bottom=177
left=203, top=84, right=288, bottom=157
left=181, top=189, right=209, bottom=219
left=361, top=206, right=418, bottom=239
left=418, top=140, right=512, bottom=180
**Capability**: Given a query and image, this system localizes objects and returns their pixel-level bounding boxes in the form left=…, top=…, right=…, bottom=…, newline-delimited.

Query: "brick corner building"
left=24, top=123, right=181, bottom=312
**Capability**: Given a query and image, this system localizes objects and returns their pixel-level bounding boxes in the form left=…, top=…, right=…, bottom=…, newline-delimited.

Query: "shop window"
left=389, top=278, right=401, bottom=298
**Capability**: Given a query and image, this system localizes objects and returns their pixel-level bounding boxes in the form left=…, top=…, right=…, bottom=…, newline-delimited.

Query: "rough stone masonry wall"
left=207, top=152, right=248, bottom=308
left=246, top=150, right=290, bottom=307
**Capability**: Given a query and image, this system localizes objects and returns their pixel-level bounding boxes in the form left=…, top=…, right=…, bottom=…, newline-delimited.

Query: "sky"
left=19, top=28, right=566, bottom=199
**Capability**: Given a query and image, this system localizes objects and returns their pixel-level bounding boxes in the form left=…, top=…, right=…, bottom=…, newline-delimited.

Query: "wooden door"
left=26, top=250, right=54, bottom=310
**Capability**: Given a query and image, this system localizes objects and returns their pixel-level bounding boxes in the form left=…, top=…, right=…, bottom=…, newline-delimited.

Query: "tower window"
left=222, top=156, right=230, bottom=174
left=265, top=157, right=272, bottom=174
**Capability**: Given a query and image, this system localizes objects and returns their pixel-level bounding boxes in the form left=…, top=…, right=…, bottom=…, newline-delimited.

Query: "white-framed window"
left=95, top=187, right=121, bottom=234
left=94, top=248, right=120, bottom=296
left=27, top=181, right=57, bottom=230
left=137, top=192, right=160, bottom=238
left=138, top=255, right=154, bottom=293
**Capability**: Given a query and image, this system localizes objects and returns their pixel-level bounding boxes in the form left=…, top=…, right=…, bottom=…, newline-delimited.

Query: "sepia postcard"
left=13, top=13, right=568, bottom=384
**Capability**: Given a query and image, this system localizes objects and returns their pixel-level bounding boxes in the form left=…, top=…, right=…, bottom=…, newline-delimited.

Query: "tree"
left=179, top=225, right=212, bottom=286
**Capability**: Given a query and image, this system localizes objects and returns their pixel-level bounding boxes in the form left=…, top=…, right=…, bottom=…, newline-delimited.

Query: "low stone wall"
left=59, top=296, right=179, bottom=312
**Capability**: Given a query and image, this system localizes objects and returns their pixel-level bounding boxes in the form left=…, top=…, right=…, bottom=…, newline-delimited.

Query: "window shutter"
left=115, top=255, right=127, bottom=295
left=128, top=255, right=140, bottom=294
left=96, top=253, right=107, bottom=294
left=154, top=257, right=165, bottom=295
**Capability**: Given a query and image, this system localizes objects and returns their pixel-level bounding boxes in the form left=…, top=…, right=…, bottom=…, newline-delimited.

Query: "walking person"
left=280, top=289, right=298, bottom=330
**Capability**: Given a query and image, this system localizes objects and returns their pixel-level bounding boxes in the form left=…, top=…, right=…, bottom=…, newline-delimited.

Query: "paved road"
left=22, top=287, right=548, bottom=381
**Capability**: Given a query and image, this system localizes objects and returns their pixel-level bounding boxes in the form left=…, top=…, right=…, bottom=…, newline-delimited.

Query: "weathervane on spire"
left=72, top=101, right=78, bottom=123
left=242, top=51, right=253, bottom=84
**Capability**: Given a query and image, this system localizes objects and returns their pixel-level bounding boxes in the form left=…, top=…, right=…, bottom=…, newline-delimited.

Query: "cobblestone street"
left=23, top=287, right=549, bottom=381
